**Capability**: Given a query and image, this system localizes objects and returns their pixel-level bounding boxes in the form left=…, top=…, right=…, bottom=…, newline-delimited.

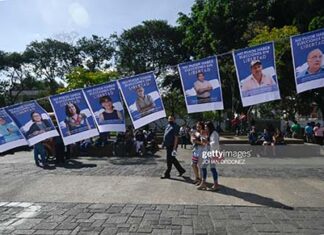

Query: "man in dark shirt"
left=161, top=115, right=186, bottom=179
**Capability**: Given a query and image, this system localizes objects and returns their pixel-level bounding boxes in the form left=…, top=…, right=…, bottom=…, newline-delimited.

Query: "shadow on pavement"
left=168, top=176, right=195, bottom=184
left=109, top=155, right=161, bottom=165
left=169, top=177, right=294, bottom=210
left=58, top=159, right=97, bottom=169
left=216, top=184, right=294, bottom=210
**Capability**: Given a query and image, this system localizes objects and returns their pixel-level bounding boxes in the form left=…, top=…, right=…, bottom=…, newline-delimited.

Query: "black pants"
left=315, top=136, right=323, bottom=145
left=164, top=146, right=185, bottom=177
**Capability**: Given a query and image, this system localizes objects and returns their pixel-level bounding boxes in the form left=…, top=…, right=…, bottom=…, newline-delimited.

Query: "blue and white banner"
left=178, top=56, right=224, bottom=113
left=0, top=109, right=28, bottom=152
left=118, top=72, right=166, bottom=129
left=233, top=42, right=281, bottom=107
left=49, top=90, right=99, bottom=145
left=290, top=29, right=324, bottom=93
left=5, top=101, right=58, bottom=146
left=83, top=81, right=126, bottom=133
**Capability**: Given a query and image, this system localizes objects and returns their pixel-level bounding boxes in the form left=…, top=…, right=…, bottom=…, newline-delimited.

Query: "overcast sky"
left=0, top=0, right=195, bottom=52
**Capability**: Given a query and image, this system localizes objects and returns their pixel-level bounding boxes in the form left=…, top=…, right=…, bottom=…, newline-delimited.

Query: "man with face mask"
left=161, top=115, right=186, bottom=179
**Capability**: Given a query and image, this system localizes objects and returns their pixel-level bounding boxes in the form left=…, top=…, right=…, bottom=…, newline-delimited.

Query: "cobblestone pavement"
left=0, top=202, right=324, bottom=235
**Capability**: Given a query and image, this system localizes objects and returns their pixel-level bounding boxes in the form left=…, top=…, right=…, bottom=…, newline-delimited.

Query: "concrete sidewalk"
left=0, top=146, right=324, bottom=234
left=0, top=147, right=323, bottom=208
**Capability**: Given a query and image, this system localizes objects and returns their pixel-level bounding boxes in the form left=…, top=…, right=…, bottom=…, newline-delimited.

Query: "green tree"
left=60, top=67, right=120, bottom=92
left=76, top=35, right=115, bottom=72
left=177, top=0, right=274, bottom=58
left=177, top=0, right=324, bottom=116
left=24, top=39, right=80, bottom=94
left=308, top=16, right=324, bottom=31
left=247, top=25, right=324, bottom=119
left=161, top=88, right=187, bottom=120
left=0, top=50, right=6, bottom=70
left=270, top=0, right=324, bottom=32
left=0, top=52, right=44, bottom=106
left=116, top=20, right=187, bottom=75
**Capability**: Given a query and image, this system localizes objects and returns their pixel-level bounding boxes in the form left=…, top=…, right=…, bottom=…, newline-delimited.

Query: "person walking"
left=161, top=115, right=186, bottom=179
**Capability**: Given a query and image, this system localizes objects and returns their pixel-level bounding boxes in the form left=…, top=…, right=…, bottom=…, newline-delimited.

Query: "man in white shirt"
left=193, top=72, right=213, bottom=104
left=241, top=60, right=276, bottom=92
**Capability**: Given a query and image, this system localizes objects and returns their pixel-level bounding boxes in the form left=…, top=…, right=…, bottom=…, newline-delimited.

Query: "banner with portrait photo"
left=83, top=81, right=126, bottom=133
left=49, top=90, right=99, bottom=145
left=118, top=72, right=166, bottom=129
left=290, top=28, right=324, bottom=93
left=233, top=42, right=281, bottom=107
left=178, top=56, right=224, bottom=113
left=5, top=101, right=59, bottom=146
left=0, top=109, right=28, bottom=153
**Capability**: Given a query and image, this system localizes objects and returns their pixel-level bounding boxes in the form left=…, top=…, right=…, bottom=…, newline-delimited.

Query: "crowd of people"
left=248, top=125, right=285, bottom=146
left=247, top=120, right=324, bottom=146
left=28, top=124, right=159, bottom=169
left=303, top=122, right=324, bottom=145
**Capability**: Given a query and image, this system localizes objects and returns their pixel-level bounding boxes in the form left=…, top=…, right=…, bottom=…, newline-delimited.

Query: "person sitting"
left=314, top=123, right=324, bottom=145
left=95, top=132, right=110, bottom=147
left=80, top=138, right=93, bottom=150
left=261, top=128, right=272, bottom=145
left=272, top=128, right=285, bottom=145
left=248, top=127, right=258, bottom=145
left=135, top=129, right=146, bottom=156
left=291, top=120, right=301, bottom=139
left=114, top=132, right=126, bottom=156
left=146, top=128, right=158, bottom=152
left=304, top=123, right=314, bottom=143
left=125, top=126, right=135, bottom=156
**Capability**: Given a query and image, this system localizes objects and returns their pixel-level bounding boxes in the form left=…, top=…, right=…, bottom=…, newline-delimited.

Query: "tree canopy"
left=0, top=0, right=323, bottom=119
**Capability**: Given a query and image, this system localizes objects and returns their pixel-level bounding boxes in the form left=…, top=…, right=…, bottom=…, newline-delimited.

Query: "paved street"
left=0, top=144, right=324, bottom=234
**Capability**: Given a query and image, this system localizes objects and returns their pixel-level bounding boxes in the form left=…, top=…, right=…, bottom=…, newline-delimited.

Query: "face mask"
left=168, top=121, right=174, bottom=125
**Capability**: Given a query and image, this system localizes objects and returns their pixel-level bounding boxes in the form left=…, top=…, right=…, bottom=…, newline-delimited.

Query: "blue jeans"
left=201, top=162, right=218, bottom=182
left=34, top=143, right=46, bottom=166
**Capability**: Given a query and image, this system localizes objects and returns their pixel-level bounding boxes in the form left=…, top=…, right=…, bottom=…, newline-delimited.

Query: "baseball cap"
left=250, top=60, right=262, bottom=67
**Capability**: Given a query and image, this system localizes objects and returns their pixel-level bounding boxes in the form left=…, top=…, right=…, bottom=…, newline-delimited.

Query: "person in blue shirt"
left=261, top=128, right=272, bottom=145
left=304, top=123, right=314, bottom=143
left=161, top=115, right=186, bottom=179
left=248, top=126, right=258, bottom=145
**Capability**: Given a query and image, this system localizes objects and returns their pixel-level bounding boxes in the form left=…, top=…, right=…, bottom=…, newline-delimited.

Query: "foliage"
left=116, top=20, right=187, bottom=75
left=1, top=0, right=324, bottom=119
left=161, top=89, right=187, bottom=119
left=76, top=35, right=115, bottom=72
left=308, top=16, right=324, bottom=31
left=24, top=39, right=79, bottom=94
left=59, top=67, right=120, bottom=92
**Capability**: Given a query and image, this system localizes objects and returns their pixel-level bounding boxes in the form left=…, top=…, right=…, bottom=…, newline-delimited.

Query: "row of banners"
left=0, top=28, right=323, bottom=152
